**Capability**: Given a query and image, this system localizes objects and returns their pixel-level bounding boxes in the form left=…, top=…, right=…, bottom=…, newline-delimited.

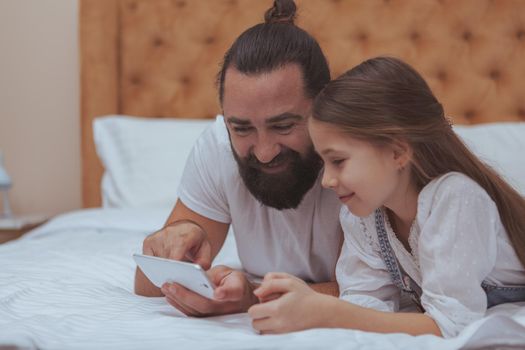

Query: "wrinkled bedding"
left=1, top=208, right=524, bottom=350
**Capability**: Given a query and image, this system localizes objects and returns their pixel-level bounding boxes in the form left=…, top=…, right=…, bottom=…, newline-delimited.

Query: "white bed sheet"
left=1, top=208, right=524, bottom=350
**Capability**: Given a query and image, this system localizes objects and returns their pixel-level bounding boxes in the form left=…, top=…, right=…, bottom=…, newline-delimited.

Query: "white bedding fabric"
left=1, top=208, right=525, bottom=350
left=94, top=116, right=212, bottom=209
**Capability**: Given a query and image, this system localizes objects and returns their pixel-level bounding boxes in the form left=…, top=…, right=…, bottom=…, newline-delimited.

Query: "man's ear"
left=391, top=140, right=412, bottom=168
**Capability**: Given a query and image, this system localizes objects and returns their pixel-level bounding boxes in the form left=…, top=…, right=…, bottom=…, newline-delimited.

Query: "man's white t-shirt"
left=178, top=116, right=343, bottom=282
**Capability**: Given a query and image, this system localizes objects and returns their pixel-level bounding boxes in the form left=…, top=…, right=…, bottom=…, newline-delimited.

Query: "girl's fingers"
left=251, top=316, right=275, bottom=333
left=258, top=292, right=282, bottom=303
left=263, top=272, right=294, bottom=282
left=250, top=314, right=289, bottom=334
left=254, top=278, right=295, bottom=298
left=248, top=299, right=276, bottom=320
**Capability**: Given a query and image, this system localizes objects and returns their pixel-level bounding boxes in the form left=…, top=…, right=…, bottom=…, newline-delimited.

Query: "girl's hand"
left=247, top=272, right=332, bottom=334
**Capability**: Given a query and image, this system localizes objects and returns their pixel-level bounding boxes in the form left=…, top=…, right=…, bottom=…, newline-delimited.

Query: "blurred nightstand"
left=0, top=215, right=48, bottom=244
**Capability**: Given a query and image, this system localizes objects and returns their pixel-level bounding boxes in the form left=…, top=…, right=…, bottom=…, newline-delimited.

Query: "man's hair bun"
left=264, top=0, right=297, bottom=24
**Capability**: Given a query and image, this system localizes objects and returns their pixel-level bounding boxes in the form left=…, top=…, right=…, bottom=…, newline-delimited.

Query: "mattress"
left=1, top=208, right=524, bottom=349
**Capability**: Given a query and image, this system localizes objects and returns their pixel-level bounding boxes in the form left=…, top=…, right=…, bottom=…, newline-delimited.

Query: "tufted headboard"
left=80, top=0, right=525, bottom=208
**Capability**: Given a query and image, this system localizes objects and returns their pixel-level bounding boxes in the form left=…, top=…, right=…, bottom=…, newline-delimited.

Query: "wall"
left=0, top=0, right=81, bottom=217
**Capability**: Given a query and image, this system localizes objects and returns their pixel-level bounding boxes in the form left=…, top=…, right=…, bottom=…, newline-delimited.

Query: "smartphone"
left=133, top=253, right=216, bottom=299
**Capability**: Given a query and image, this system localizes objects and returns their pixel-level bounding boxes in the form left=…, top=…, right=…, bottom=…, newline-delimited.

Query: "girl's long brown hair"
left=313, top=56, right=525, bottom=268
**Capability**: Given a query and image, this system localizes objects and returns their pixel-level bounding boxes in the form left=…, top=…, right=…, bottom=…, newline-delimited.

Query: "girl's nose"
left=321, top=169, right=337, bottom=189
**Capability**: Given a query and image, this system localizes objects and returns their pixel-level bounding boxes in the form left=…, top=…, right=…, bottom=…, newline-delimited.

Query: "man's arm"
left=309, top=229, right=342, bottom=297
left=310, top=281, right=339, bottom=297
left=134, top=199, right=230, bottom=296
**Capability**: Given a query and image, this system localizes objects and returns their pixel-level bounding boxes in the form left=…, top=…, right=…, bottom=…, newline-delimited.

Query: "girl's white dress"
left=337, top=172, right=525, bottom=337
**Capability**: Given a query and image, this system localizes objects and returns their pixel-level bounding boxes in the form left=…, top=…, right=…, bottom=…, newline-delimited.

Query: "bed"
left=2, top=0, right=525, bottom=348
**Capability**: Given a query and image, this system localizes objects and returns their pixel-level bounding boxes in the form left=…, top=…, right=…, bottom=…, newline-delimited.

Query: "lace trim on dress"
left=407, top=221, right=420, bottom=265
left=360, top=217, right=376, bottom=253
left=382, top=208, right=421, bottom=271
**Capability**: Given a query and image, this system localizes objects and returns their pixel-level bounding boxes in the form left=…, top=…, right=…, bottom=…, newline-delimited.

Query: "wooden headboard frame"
left=80, top=0, right=525, bottom=208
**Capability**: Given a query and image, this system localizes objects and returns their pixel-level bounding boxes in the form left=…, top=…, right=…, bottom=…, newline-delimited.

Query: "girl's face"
left=308, top=118, right=406, bottom=217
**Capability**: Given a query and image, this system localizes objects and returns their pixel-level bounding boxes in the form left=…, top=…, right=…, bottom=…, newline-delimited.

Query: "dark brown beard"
left=231, top=143, right=323, bottom=210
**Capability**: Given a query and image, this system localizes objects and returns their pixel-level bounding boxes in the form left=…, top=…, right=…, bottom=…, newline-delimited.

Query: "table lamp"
left=0, top=151, right=13, bottom=218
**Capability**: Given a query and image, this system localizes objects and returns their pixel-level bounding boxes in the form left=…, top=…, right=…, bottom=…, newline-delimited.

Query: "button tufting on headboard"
left=356, top=32, right=368, bottom=43
left=109, top=0, right=525, bottom=125
left=410, top=31, right=420, bottom=42
left=152, top=37, right=164, bottom=47
left=462, top=30, right=473, bottom=42
left=129, top=74, right=142, bottom=86
left=436, top=70, right=448, bottom=82
left=518, top=108, right=525, bottom=119
left=464, top=109, right=477, bottom=121
left=204, top=36, right=216, bottom=45
left=127, top=2, right=137, bottom=11
left=488, top=69, right=501, bottom=81
left=180, top=76, right=191, bottom=85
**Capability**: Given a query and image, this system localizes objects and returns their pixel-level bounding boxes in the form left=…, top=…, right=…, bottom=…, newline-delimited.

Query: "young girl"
left=247, top=57, right=525, bottom=337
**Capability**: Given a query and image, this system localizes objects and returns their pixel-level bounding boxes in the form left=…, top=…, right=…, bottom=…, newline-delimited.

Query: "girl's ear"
left=391, top=140, right=412, bottom=169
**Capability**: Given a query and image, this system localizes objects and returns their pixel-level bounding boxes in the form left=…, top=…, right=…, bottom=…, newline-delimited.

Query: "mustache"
left=244, top=148, right=296, bottom=169
left=231, top=142, right=323, bottom=210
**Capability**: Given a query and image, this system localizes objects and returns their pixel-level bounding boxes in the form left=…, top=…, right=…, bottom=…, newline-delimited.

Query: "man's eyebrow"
left=227, top=114, right=303, bottom=125
left=266, top=113, right=303, bottom=124
left=227, top=117, right=251, bottom=125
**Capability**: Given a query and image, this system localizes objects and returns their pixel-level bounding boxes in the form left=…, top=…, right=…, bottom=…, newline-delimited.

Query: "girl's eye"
left=331, top=159, right=345, bottom=166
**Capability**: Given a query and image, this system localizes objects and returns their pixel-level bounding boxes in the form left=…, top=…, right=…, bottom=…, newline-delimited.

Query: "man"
left=135, top=0, right=343, bottom=316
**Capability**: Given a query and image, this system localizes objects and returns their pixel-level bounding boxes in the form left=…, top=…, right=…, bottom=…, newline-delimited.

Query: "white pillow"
left=93, top=116, right=524, bottom=209
left=93, top=115, right=214, bottom=208
left=454, top=122, right=525, bottom=195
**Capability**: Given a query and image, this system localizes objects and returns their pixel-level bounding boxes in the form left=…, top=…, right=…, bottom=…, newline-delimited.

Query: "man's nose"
left=252, top=134, right=281, bottom=164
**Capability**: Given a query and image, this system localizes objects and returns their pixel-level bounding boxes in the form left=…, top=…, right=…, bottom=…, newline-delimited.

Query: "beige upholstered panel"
left=119, top=0, right=268, bottom=118
left=81, top=0, right=525, bottom=207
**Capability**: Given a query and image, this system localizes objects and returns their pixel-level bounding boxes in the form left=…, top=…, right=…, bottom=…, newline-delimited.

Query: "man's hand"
left=142, top=220, right=212, bottom=269
left=134, top=200, right=230, bottom=297
left=248, top=272, right=333, bottom=334
left=161, top=265, right=259, bottom=316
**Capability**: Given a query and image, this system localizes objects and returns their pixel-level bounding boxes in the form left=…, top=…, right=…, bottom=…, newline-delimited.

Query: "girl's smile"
left=338, top=192, right=355, bottom=203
